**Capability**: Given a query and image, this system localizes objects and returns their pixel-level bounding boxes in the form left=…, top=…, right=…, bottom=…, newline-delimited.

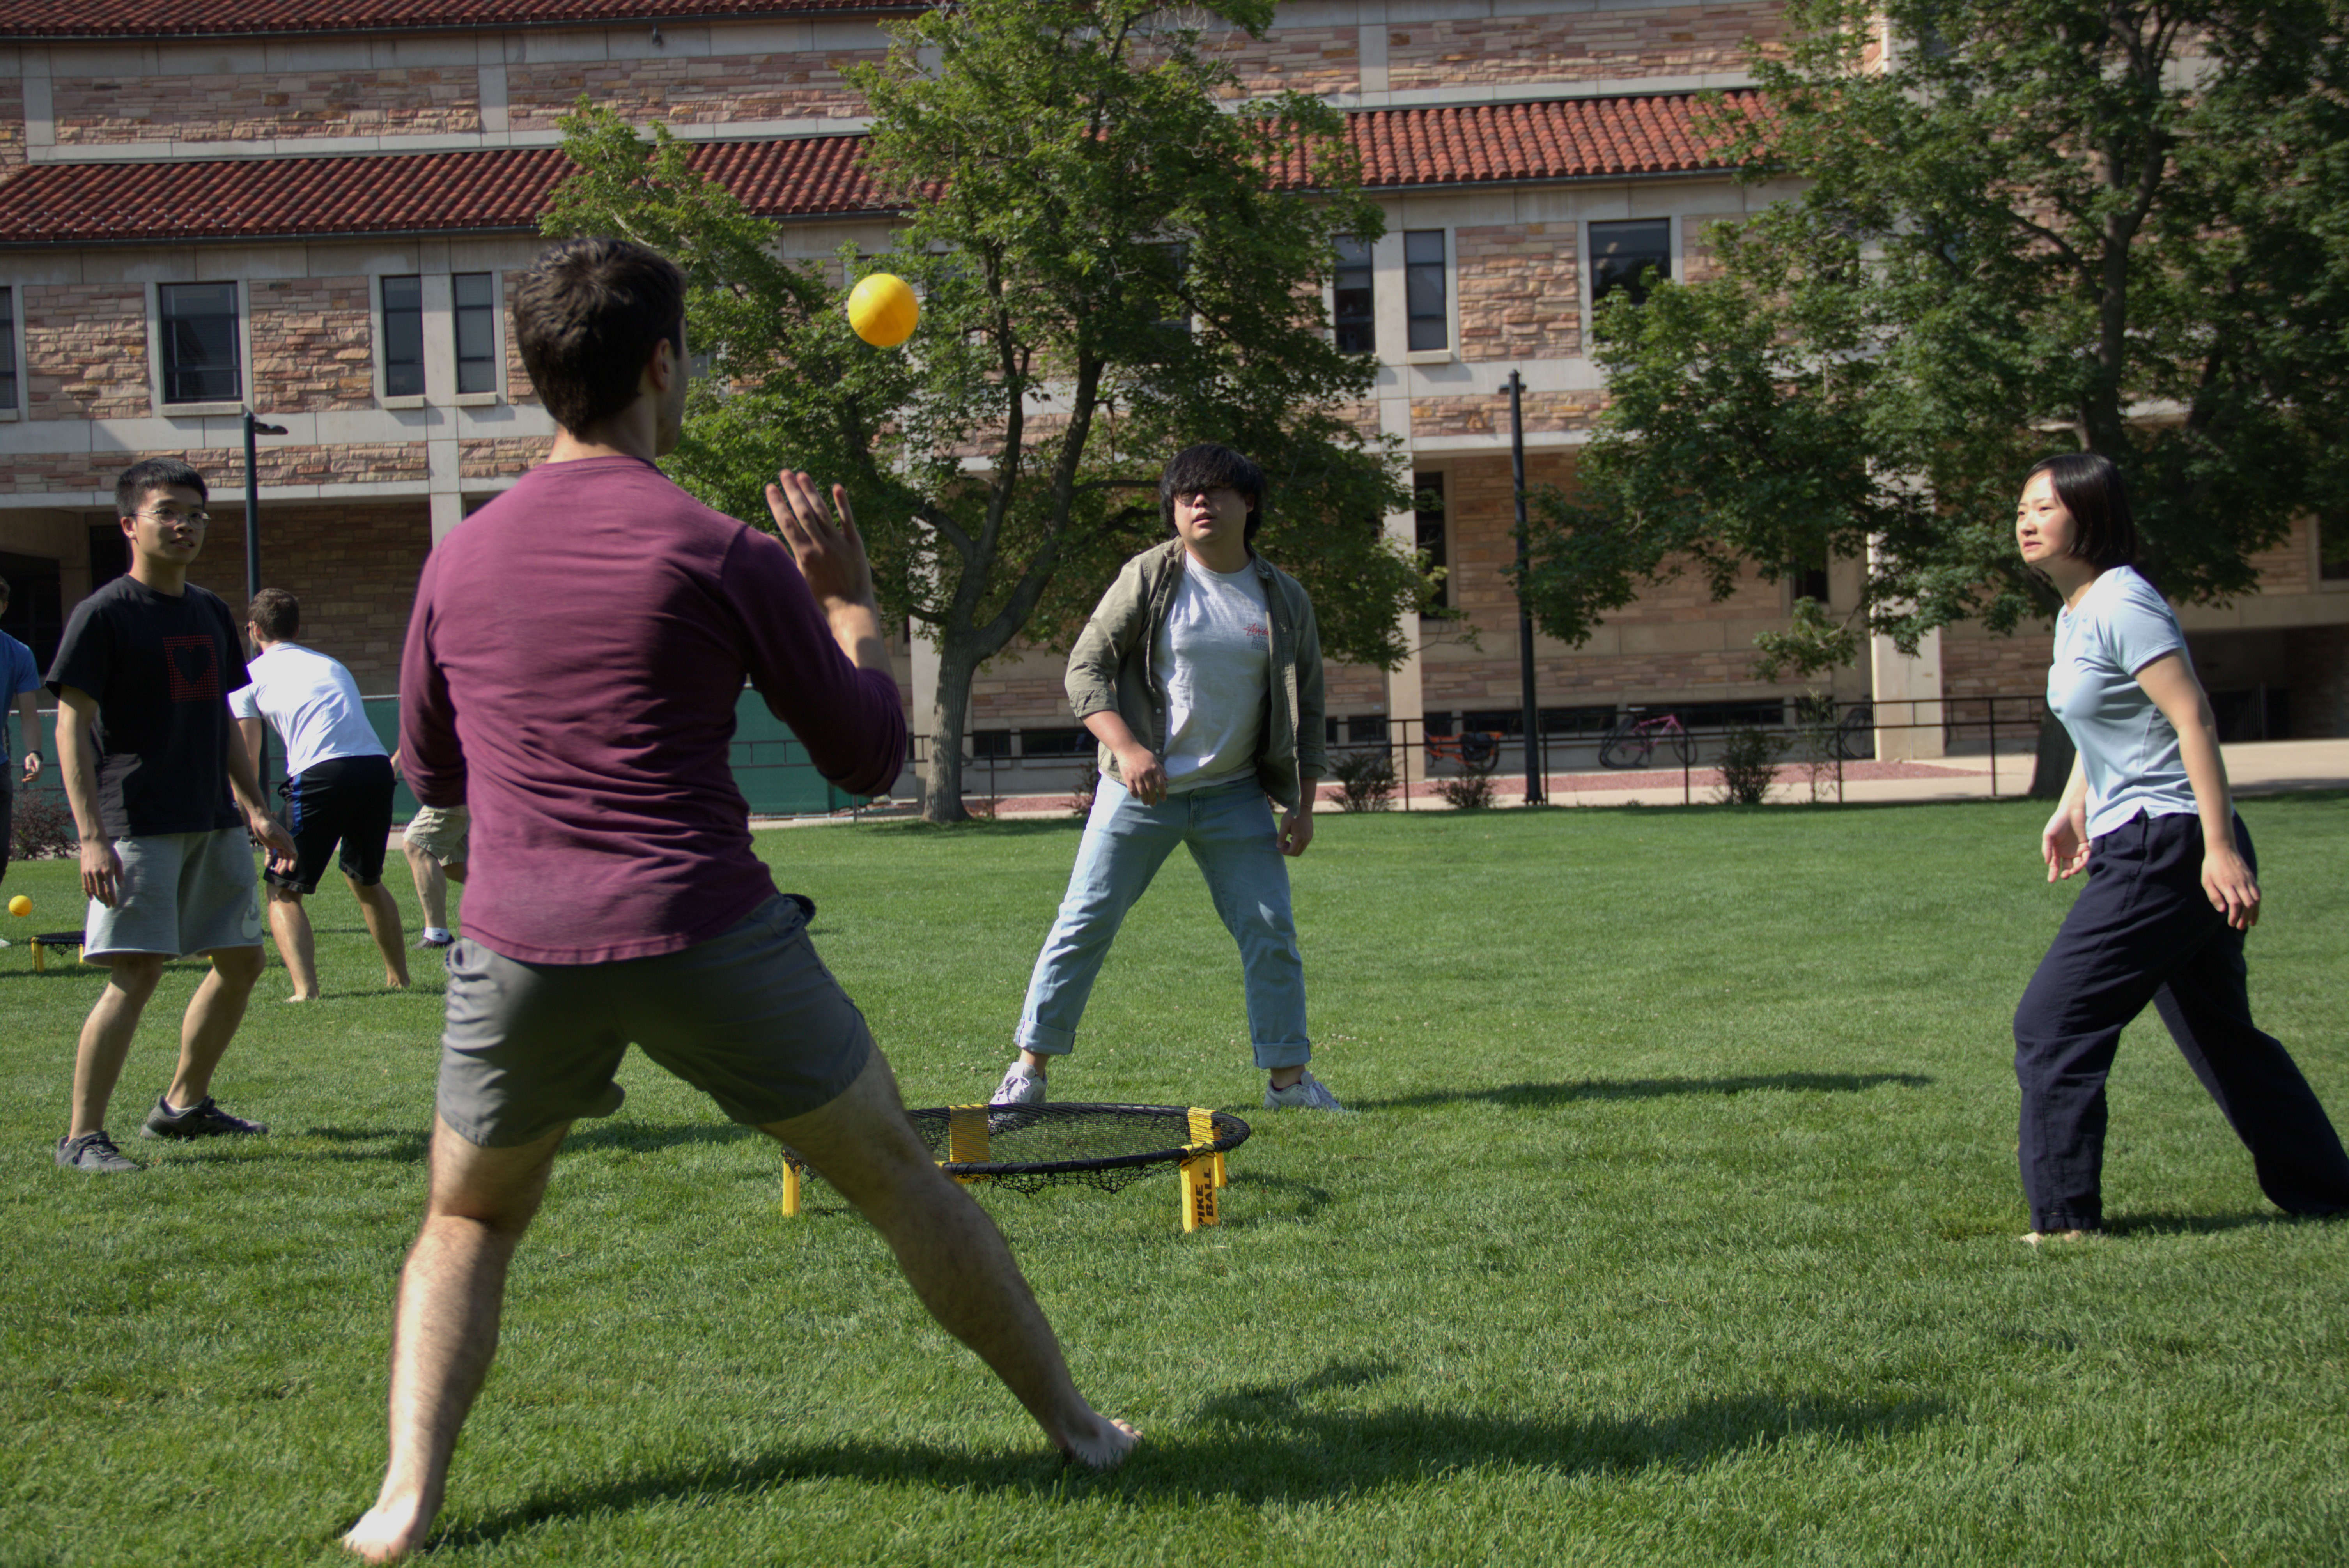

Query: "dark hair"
left=115, top=457, right=209, bottom=516
left=246, top=587, right=300, bottom=641
left=1159, top=443, right=1267, bottom=545
left=0, top=576, right=9, bottom=603
left=513, top=237, right=688, bottom=435
left=2025, top=451, right=2136, bottom=569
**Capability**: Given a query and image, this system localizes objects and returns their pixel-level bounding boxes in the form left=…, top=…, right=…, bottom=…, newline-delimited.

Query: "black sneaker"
left=140, top=1095, right=268, bottom=1140
left=56, top=1130, right=141, bottom=1172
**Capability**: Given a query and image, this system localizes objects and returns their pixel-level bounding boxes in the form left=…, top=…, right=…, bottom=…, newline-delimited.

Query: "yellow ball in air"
left=7, top=894, right=28, bottom=917
left=847, top=273, right=919, bottom=348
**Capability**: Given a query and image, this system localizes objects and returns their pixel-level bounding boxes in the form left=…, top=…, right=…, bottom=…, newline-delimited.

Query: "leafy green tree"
left=542, top=0, right=1426, bottom=821
left=1516, top=0, right=2349, bottom=653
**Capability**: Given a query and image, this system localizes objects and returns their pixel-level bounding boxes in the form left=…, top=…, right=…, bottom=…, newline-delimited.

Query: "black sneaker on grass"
left=140, top=1095, right=268, bottom=1140
left=56, top=1130, right=141, bottom=1172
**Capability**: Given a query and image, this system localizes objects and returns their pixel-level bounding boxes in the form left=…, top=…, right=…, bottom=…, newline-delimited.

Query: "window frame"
left=1332, top=235, right=1376, bottom=355
left=1402, top=228, right=1451, bottom=359
left=148, top=278, right=250, bottom=416
left=1414, top=467, right=1450, bottom=616
left=0, top=283, right=21, bottom=420
left=451, top=269, right=505, bottom=406
left=1585, top=217, right=1676, bottom=319
left=378, top=273, right=427, bottom=407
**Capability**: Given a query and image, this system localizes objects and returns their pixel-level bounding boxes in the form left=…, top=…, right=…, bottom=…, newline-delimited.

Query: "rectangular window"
left=1789, top=550, right=1830, bottom=604
left=0, top=286, right=16, bottom=410
left=1590, top=219, right=1672, bottom=308
left=454, top=272, right=498, bottom=395
left=382, top=275, right=425, bottom=398
left=2322, top=519, right=2349, bottom=582
left=1539, top=705, right=1617, bottom=736
left=1346, top=713, right=1389, bottom=745
left=1019, top=726, right=1093, bottom=758
left=1404, top=230, right=1447, bottom=352
left=1333, top=236, right=1375, bottom=353
left=159, top=281, right=240, bottom=404
left=969, top=729, right=1011, bottom=759
left=1415, top=469, right=1448, bottom=611
left=1146, top=242, right=1191, bottom=335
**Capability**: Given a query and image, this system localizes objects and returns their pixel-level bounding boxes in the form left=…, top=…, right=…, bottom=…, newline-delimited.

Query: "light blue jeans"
left=1017, top=774, right=1310, bottom=1069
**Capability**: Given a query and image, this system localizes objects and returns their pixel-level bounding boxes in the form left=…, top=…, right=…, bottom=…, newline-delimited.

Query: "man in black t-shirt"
left=47, top=458, right=296, bottom=1174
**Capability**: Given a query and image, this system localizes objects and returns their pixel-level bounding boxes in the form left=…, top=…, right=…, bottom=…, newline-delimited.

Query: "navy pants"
left=2013, top=811, right=2349, bottom=1232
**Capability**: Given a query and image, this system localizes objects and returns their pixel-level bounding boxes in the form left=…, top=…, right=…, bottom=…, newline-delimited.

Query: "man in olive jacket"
left=994, top=443, right=1339, bottom=1113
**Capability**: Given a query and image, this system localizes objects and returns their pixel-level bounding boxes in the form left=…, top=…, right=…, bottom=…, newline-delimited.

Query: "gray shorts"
left=437, top=893, right=873, bottom=1147
left=86, top=828, right=265, bottom=959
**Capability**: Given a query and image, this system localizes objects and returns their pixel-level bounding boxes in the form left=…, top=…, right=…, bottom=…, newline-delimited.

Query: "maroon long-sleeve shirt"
left=399, top=456, right=905, bottom=964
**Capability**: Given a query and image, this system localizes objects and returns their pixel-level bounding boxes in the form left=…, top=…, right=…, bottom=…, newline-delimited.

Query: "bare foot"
left=386, top=978, right=411, bottom=991
left=340, top=1495, right=434, bottom=1562
left=2021, top=1229, right=2087, bottom=1246
left=1056, top=1410, right=1141, bottom=1471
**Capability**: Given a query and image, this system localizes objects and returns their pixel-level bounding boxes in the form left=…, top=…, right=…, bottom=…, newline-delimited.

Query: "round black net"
left=783, top=1103, right=1252, bottom=1196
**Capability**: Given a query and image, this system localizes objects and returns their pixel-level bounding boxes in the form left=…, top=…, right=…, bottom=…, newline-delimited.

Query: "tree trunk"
left=2028, top=712, right=2075, bottom=800
left=919, top=639, right=980, bottom=823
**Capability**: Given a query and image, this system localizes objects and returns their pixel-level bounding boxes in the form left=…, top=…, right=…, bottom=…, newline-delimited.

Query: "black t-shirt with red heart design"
left=48, top=575, right=249, bottom=837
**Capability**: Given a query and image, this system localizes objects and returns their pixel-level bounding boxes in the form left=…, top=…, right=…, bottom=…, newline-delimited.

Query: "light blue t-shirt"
left=2047, top=565, right=2200, bottom=838
left=1, top=630, right=39, bottom=765
left=1154, top=557, right=1271, bottom=794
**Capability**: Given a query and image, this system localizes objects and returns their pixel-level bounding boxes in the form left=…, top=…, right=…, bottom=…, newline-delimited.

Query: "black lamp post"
left=242, top=409, right=288, bottom=606
left=1509, top=369, right=1543, bottom=805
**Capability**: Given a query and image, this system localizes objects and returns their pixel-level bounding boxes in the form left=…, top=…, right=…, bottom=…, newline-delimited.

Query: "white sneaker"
left=991, top=1062, right=1047, bottom=1107
left=1263, top=1069, right=1343, bottom=1111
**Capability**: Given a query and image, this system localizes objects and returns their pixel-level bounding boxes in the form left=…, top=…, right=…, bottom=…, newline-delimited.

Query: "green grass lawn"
left=4, top=795, right=2345, bottom=1566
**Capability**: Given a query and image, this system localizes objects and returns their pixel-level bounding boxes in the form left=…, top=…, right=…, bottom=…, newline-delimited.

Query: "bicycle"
left=1423, top=729, right=1504, bottom=776
left=1597, top=708, right=1692, bottom=770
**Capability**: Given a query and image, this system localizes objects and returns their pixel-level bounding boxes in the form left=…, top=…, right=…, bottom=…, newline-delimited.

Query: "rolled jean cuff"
left=1252, top=1040, right=1311, bottom=1071
left=1013, top=1021, right=1076, bottom=1056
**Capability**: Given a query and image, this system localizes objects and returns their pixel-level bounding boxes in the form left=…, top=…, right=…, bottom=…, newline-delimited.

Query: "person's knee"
left=267, top=882, right=305, bottom=907
left=104, top=953, right=167, bottom=998
left=207, top=945, right=267, bottom=985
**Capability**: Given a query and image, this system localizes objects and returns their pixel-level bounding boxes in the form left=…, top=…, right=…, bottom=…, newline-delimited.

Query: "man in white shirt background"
left=231, top=588, right=410, bottom=1000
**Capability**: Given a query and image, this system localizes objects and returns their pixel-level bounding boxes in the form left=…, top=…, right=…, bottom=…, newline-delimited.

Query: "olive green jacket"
left=1064, top=539, right=1326, bottom=814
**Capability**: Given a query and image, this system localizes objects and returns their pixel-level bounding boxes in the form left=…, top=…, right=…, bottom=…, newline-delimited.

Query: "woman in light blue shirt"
left=2012, top=452, right=2348, bottom=1242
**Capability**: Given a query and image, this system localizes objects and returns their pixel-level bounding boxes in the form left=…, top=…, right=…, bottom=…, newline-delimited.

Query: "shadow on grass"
left=1357, top=1072, right=1933, bottom=1112
left=429, top=1372, right=1945, bottom=1550
left=2103, top=1208, right=2330, bottom=1238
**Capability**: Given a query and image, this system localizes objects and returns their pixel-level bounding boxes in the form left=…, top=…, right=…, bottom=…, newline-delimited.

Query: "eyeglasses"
left=137, top=508, right=211, bottom=528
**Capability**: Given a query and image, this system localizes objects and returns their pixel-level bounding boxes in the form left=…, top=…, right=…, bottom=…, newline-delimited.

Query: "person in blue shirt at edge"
left=2012, top=451, right=2349, bottom=1244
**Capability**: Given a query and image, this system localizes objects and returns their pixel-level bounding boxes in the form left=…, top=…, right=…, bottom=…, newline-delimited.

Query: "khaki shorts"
left=436, top=893, right=872, bottom=1147
left=85, top=828, right=264, bottom=959
left=403, top=803, right=468, bottom=865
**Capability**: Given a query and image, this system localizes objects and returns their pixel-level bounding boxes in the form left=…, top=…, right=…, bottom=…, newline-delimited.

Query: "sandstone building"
left=2, top=0, right=2341, bottom=805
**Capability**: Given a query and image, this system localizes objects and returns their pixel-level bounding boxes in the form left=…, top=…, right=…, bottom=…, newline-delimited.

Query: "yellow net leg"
left=1180, top=1156, right=1218, bottom=1231
left=779, top=1161, right=802, bottom=1217
left=946, top=1104, right=989, bottom=1184
left=1185, top=1107, right=1228, bottom=1190
left=30, top=940, right=45, bottom=974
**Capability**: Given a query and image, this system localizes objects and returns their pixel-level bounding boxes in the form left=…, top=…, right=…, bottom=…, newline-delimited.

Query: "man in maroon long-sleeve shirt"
left=345, top=238, right=1134, bottom=1564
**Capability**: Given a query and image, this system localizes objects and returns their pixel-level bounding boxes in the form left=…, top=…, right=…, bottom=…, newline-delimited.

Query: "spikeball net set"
left=782, top=1103, right=1252, bottom=1232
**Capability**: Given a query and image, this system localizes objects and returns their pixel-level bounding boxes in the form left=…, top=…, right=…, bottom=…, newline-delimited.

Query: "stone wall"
left=23, top=284, right=149, bottom=420
left=1200, top=25, right=1361, bottom=97
left=248, top=276, right=376, bottom=411
left=457, top=437, right=551, bottom=480
left=1940, top=620, right=2053, bottom=703
left=0, top=77, right=24, bottom=185
left=1456, top=222, right=1582, bottom=361
left=182, top=500, right=433, bottom=689
left=1412, top=390, right=1605, bottom=440
left=503, top=273, right=539, bottom=407
left=52, top=69, right=482, bottom=144
left=5, top=444, right=428, bottom=496
left=1386, top=1, right=1786, bottom=91
left=505, top=51, right=883, bottom=130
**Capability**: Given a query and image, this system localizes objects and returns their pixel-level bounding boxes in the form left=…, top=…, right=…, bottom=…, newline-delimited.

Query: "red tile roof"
left=0, top=0, right=912, bottom=40
left=0, top=94, right=1756, bottom=246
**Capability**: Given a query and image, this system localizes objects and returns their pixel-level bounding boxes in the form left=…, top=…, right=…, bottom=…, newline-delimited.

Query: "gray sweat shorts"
left=436, top=893, right=873, bottom=1148
left=85, top=828, right=265, bottom=959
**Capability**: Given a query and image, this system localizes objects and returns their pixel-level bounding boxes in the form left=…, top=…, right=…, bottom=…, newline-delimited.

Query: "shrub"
left=1067, top=767, right=1100, bottom=818
left=1435, top=770, right=1498, bottom=810
left=1329, top=749, right=1397, bottom=812
left=1715, top=727, right=1784, bottom=806
left=10, top=793, right=78, bottom=862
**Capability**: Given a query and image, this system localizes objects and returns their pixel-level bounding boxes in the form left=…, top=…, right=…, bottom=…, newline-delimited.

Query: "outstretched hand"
left=765, top=471, right=877, bottom=612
